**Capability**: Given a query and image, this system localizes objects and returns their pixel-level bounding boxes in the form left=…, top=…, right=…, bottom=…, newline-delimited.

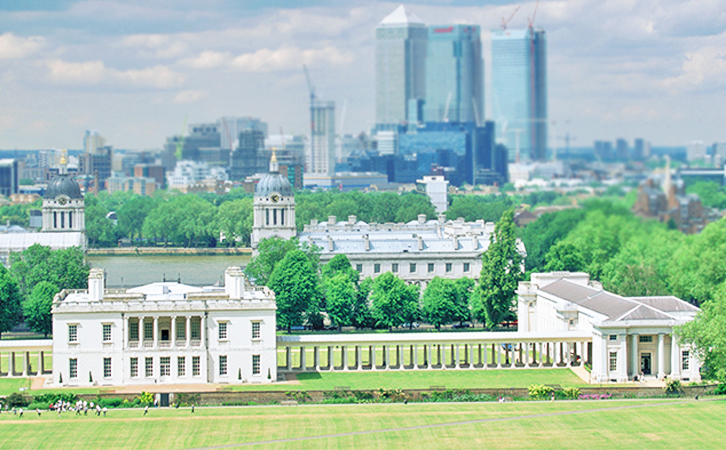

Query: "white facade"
left=52, top=267, right=277, bottom=387
left=417, top=175, right=449, bottom=213
left=517, top=272, right=701, bottom=383
left=308, top=100, right=336, bottom=176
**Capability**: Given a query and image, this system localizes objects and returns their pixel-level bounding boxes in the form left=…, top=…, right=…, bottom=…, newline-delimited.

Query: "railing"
left=159, top=341, right=171, bottom=348
left=143, top=340, right=154, bottom=348
left=190, top=339, right=202, bottom=347
left=128, top=340, right=139, bottom=348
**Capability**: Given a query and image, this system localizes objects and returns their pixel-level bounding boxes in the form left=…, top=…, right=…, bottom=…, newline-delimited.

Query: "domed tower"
left=251, top=150, right=296, bottom=249
left=42, top=152, right=85, bottom=232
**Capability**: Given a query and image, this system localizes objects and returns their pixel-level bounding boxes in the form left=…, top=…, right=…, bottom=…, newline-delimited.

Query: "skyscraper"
left=491, top=27, right=547, bottom=161
left=375, top=5, right=427, bottom=127
left=424, top=24, right=483, bottom=124
left=308, top=100, right=336, bottom=176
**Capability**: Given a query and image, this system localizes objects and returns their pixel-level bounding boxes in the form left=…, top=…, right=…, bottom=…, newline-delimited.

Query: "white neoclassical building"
left=251, top=150, right=296, bottom=250
left=51, top=267, right=277, bottom=387
left=517, top=272, right=701, bottom=383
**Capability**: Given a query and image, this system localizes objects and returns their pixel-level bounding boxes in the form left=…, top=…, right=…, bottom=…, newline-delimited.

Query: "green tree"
left=268, top=249, right=321, bottom=330
left=543, top=241, right=585, bottom=272
left=24, top=281, right=59, bottom=337
left=370, top=272, right=420, bottom=330
left=213, top=198, right=253, bottom=246
left=421, top=277, right=472, bottom=330
left=84, top=196, right=117, bottom=247
left=518, top=208, right=586, bottom=272
left=324, top=273, right=357, bottom=331
left=352, top=277, right=375, bottom=329
left=321, top=254, right=359, bottom=287
left=116, top=195, right=158, bottom=242
left=474, top=209, right=523, bottom=329
left=9, top=245, right=88, bottom=298
left=395, top=192, right=436, bottom=223
left=0, top=266, right=23, bottom=338
left=245, top=237, right=302, bottom=286
left=676, top=284, right=726, bottom=381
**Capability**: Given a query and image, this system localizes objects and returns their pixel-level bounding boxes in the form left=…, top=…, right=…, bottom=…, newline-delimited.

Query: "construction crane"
left=221, top=118, right=234, bottom=154
left=174, top=115, right=188, bottom=160
left=303, top=65, right=316, bottom=166
left=500, top=5, right=521, bottom=30
left=527, top=0, right=540, bottom=29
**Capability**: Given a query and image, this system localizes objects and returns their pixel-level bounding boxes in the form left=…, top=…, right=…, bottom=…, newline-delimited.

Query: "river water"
left=88, top=255, right=253, bottom=288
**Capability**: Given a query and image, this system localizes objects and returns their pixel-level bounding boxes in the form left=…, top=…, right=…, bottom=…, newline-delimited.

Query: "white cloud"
left=119, top=33, right=189, bottom=58
left=230, top=45, right=354, bottom=72
left=663, top=46, right=726, bottom=92
left=43, top=59, right=185, bottom=89
left=0, top=32, right=45, bottom=59
left=178, top=50, right=231, bottom=69
left=173, top=90, right=207, bottom=103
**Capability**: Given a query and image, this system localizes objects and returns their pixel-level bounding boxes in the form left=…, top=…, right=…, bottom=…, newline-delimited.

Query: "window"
left=355, top=264, right=362, bottom=272
left=252, top=355, right=260, bottom=375
left=639, top=335, right=653, bottom=343
left=192, top=356, right=201, bottom=376
left=178, top=357, right=186, bottom=377
left=191, top=320, right=201, bottom=339
left=392, top=263, right=399, bottom=273
left=609, top=334, right=617, bottom=341
left=102, top=324, right=112, bottom=342
left=682, top=351, right=690, bottom=371
left=68, top=324, right=78, bottom=343
left=69, top=358, right=78, bottom=379
left=145, top=357, right=153, bottom=377
left=218, top=322, right=227, bottom=340
left=103, top=357, right=111, bottom=378
left=463, top=263, right=470, bottom=272
left=144, top=321, right=153, bottom=340
left=160, top=357, right=170, bottom=376
left=219, top=355, right=228, bottom=376
left=609, top=352, right=618, bottom=372
left=410, top=263, right=417, bottom=273
left=252, top=321, right=261, bottom=339
left=129, top=321, right=139, bottom=341
left=428, top=263, right=434, bottom=273
left=130, top=358, right=138, bottom=377
left=176, top=318, right=185, bottom=340
left=374, top=263, right=381, bottom=273
left=445, top=263, right=452, bottom=273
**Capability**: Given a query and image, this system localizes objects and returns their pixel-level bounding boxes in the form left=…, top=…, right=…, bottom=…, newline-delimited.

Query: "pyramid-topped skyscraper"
left=375, top=5, right=427, bottom=129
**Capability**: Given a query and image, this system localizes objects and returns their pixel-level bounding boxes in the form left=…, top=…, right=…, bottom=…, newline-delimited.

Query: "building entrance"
left=641, top=353, right=652, bottom=375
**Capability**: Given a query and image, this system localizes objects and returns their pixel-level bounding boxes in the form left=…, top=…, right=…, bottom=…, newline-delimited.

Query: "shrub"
left=6, top=393, right=28, bottom=407
left=96, top=397, right=124, bottom=408
left=528, top=384, right=554, bottom=400
left=664, top=379, right=683, bottom=396
left=560, top=387, right=581, bottom=400
left=174, top=393, right=200, bottom=407
left=137, top=391, right=154, bottom=406
left=714, top=384, right=726, bottom=396
left=27, top=402, right=48, bottom=411
left=376, top=388, right=406, bottom=402
left=285, top=391, right=311, bottom=403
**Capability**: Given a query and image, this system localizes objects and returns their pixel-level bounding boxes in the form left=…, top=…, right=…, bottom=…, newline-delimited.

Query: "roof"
left=45, top=174, right=82, bottom=199
left=626, top=296, right=699, bottom=313
left=379, top=5, right=425, bottom=27
left=0, top=232, right=85, bottom=252
left=127, top=281, right=204, bottom=300
left=255, top=172, right=292, bottom=197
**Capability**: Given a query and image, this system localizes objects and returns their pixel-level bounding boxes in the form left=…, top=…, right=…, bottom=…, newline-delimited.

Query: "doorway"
left=159, top=393, right=169, bottom=407
left=161, top=329, right=170, bottom=341
left=641, top=353, right=652, bottom=375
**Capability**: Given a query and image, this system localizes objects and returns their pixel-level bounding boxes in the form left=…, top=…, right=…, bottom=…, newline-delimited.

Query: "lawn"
left=0, top=399, right=723, bottom=449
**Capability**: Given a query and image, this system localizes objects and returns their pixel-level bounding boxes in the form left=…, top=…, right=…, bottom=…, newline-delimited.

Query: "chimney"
left=311, top=219, right=318, bottom=227
left=348, top=215, right=357, bottom=225
left=438, top=213, right=446, bottom=224
left=328, top=215, right=337, bottom=226
left=225, top=266, right=245, bottom=300
left=452, top=235, right=459, bottom=250
left=417, top=214, right=426, bottom=224
left=417, top=235, right=424, bottom=250
left=328, top=235, right=334, bottom=251
left=364, top=234, right=370, bottom=251
left=88, top=268, right=105, bottom=301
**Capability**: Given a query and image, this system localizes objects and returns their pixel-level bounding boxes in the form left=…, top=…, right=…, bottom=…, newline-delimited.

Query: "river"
left=87, top=255, right=253, bottom=288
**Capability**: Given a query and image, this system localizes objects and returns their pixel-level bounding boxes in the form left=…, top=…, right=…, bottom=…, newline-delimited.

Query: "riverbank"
left=87, top=247, right=252, bottom=256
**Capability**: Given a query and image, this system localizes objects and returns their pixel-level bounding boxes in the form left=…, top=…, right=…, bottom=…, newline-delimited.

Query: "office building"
left=230, top=129, right=268, bottom=181
left=616, top=138, right=629, bottom=160
left=308, top=100, right=336, bottom=176
left=376, top=5, right=427, bottom=127
left=424, top=24, right=483, bottom=124
left=218, top=117, right=268, bottom=151
left=491, top=28, right=547, bottom=161
left=0, top=159, right=19, bottom=197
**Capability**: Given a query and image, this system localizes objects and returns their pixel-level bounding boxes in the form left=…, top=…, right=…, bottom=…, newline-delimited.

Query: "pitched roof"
left=626, top=296, right=699, bottom=313
left=379, top=5, right=425, bottom=26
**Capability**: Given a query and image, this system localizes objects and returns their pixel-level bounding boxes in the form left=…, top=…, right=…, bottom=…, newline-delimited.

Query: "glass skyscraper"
left=375, top=5, right=427, bottom=128
left=424, top=24, right=483, bottom=124
left=491, top=28, right=547, bottom=162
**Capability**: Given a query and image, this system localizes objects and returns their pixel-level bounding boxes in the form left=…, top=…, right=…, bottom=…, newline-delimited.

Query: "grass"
left=0, top=399, right=724, bottom=449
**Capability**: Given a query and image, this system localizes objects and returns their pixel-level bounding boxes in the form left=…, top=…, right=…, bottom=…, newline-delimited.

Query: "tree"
left=268, top=249, right=321, bottom=330
left=324, top=273, right=357, bottom=331
left=84, top=197, right=117, bottom=248
left=370, top=272, right=420, bottom=330
left=422, top=277, right=471, bottom=330
left=245, top=237, right=302, bottom=286
left=321, top=254, right=359, bottom=287
left=9, top=245, right=88, bottom=298
left=213, top=198, right=253, bottom=246
left=676, top=284, right=726, bottom=381
left=116, top=195, right=158, bottom=242
left=544, top=241, right=584, bottom=272
left=352, top=277, right=375, bottom=329
left=24, top=281, right=58, bottom=337
left=474, top=209, right=523, bottom=329
left=0, top=266, right=22, bottom=338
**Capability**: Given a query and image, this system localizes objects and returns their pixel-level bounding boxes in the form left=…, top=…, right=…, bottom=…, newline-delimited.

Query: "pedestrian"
left=19, top=408, right=23, bottom=418
left=36, top=408, right=41, bottom=417
left=96, top=405, right=101, bottom=416
left=144, top=405, right=149, bottom=416
left=102, top=407, right=107, bottom=416
left=551, top=391, right=555, bottom=402
left=191, top=404, right=195, bottom=413
left=154, top=398, right=158, bottom=408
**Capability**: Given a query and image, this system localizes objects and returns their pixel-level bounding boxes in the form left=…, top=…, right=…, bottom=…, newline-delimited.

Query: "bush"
left=174, top=393, right=201, bottom=407
left=664, top=379, right=683, bottom=396
left=6, top=393, right=28, bottom=407
left=137, top=391, right=154, bottom=406
left=528, top=384, right=554, bottom=400
left=714, top=384, right=726, bottom=395
left=27, top=402, right=48, bottom=411
left=560, top=387, right=581, bottom=400
left=96, top=397, right=124, bottom=408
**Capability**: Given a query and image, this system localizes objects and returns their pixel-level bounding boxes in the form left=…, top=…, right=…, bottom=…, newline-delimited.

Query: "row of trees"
left=248, top=210, right=523, bottom=332
left=0, top=245, right=89, bottom=338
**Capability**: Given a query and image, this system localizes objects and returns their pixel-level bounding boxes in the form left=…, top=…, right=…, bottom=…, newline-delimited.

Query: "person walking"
left=102, top=407, right=107, bottom=417
left=144, top=405, right=149, bottom=416
left=191, top=404, right=195, bottom=413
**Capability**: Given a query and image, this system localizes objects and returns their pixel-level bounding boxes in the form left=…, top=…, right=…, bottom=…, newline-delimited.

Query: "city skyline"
left=1, top=0, right=725, bottom=150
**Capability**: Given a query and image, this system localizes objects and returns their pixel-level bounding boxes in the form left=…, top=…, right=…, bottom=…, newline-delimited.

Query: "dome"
left=45, top=174, right=83, bottom=199
left=255, top=171, right=293, bottom=197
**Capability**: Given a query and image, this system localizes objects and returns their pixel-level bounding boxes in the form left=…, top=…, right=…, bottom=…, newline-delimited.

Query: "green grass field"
left=0, top=399, right=724, bottom=449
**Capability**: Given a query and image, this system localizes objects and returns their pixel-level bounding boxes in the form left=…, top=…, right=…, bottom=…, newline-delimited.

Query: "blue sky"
left=1, top=0, right=725, bottom=150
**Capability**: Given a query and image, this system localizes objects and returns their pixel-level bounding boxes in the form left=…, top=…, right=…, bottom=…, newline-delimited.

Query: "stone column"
left=581, top=341, right=587, bottom=367
left=671, top=337, right=680, bottom=379
left=496, top=344, right=502, bottom=369
left=10, top=352, right=16, bottom=376
left=384, top=345, right=391, bottom=370
left=22, top=352, right=29, bottom=377
left=468, top=344, right=475, bottom=369
left=185, top=316, right=190, bottom=347
left=200, top=315, right=206, bottom=347
left=371, top=346, right=377, bottom=371
left=524, top=343, right=530, bottom=368
left=426, top=345, right=433, bottom=369
left=413, top=345, right=419, bottom=369
left=328, top=346, right=334, bottom=371
left=538, top=343, right=544, bottom=368
left=300, top=346, right=306, bottom=371
left=657, top=334, right=665, bottom=379
left=510, top=344, right=516, bottom=368
left=285, top=347, right=292, bottom=371
left=341, top=346, right=348, bottom=371
left=398, top=346, right=404, bottom=370
left=356, top=346, right=362, bottom=371
left=631, top=335, right=639, bottom=379
left=314, top=346, right=320, bottom=371
left=619, top=334, right=629, bottom=382
left=152, top=316, right=159, bottom=348
left=171, top=316, right=177, bottom=347
left=454, top=344, right=460, bottom=369
left=565, top=342, right=571, bottom=367
left=139, top=316, right=145, bottom=344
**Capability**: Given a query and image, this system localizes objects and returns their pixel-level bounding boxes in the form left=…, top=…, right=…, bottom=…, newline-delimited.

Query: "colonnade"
left=125, top=315, right=205, bottom=350
left=0, top=345, right=52, bottom=378
left=277, top=334, right=592, bottom=372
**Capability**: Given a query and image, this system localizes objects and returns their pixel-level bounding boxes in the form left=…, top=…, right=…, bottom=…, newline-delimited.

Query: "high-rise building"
left=0, top=159, right=19, bottom=197
left=218, top=117, right=268, bottom=151
left=308, top=100, right=336, bottom=176
left=424, top=24, right=483, bottom=124
left=84, top=130, right=106, bottom=154
left=230, top=129, right=267, bottom=180
left=375, top=5, right=427, bottom=128
left=491, top=28, right=547, bottom=162
left=616, top=138, right=629, bottom=160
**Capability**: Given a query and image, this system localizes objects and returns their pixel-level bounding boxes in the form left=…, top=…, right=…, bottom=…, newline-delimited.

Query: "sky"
left=1, top=0, right=725, bottom=150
